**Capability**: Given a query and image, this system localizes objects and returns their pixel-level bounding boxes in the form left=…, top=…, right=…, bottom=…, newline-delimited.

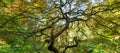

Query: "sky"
left=27, top=0, right=31, bottom=2
left=89, top=0, right=104, bottom=4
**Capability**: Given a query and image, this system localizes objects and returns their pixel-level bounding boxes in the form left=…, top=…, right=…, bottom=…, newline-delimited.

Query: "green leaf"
left=3, top=0, right=14, bottom=4
left=15, top=36, right=24, bottom=44
left=22, top=45, right=32, bottom=51
left=0, top=49, right=7, bottom=53
left=10, top=45, right=22, bottom=51
left=17, top=27, right=27, bottom=33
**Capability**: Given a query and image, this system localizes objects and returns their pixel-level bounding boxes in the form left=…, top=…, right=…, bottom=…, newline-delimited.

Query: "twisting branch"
left=62, top=37, right=79, bottom=53
left=47, top=4, right=70, bottom=53
left=48, top=36, right=59, bottom=53
left=62, top=37, right=87, bottom=53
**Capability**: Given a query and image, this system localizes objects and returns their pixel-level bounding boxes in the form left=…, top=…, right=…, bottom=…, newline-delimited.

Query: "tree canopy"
left=0, top=0, right=120, bottom=53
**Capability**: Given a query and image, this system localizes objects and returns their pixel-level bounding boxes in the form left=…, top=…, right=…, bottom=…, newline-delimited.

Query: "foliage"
left=0, top=0, right=120, bottom=53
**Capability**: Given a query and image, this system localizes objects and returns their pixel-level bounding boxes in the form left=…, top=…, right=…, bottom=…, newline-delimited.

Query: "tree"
left=0, top=0, right=120, bottom=53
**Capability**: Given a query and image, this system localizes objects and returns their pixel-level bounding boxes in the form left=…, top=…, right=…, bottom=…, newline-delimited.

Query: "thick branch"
left=62, top=38, right=87, bottom=53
